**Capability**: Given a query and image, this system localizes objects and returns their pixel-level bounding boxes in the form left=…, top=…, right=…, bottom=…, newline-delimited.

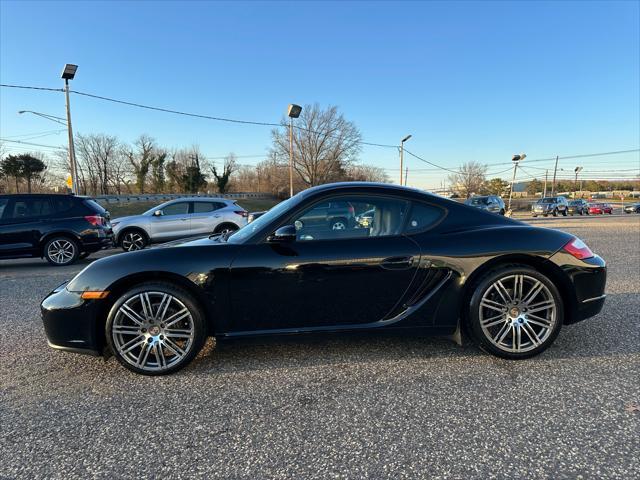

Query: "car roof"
left=298, top=182, right=442, bottom=201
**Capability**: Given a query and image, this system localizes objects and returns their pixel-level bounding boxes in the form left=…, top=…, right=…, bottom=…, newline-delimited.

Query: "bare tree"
left=447, top=161, right=488, bottom=198
left=270, top=104, right=362, bottom=189
left=344, top=164, right=389, bottom=183
left=75, top=133, right=119, bottom=194
left=209, top=153, right=238, bottom=193
left=125, top=135, right=155, bottom=193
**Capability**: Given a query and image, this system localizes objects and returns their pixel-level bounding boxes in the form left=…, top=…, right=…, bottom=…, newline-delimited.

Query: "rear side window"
left=404, top=202, right=445, bottom=234
left=193, top=202, right=225, bottom=213
left=0, top=198, right=8, bottom=219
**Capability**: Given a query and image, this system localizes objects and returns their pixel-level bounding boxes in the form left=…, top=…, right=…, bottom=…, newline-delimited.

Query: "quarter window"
left=404, top=202, right=444, bottom=233
left=292, top=196, right=409, bottom=241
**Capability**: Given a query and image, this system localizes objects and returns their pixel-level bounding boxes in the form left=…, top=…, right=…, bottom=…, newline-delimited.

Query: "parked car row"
left=0, top=194, right=248, bottom=266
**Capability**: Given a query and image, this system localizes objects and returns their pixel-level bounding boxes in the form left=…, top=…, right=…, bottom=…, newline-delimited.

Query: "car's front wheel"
left=468, top=266, right=563, bottom=359
left=214, top=223, right=239, bottom=235
left=106, top=282, right=207, bottom=375
left=43, top=236, right=80, bottom=266
left=120, top=229, right=148, bottom=251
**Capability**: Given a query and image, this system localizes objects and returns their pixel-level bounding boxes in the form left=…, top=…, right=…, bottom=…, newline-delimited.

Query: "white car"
left=111, top=198, right=247, bottom=251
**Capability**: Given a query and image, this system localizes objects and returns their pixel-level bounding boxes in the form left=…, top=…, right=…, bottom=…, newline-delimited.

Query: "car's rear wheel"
left=106, top=282, right=207, bottom=375
left=553, top=208, right=558, bottom=217
left=330, top=218, right=348, bottom=230
left=43, top=236, right=80, bottom=266
left=120, top=229, right=148, bottom=251
left=214, top=223, right=239, bottom=235
left=562, top=209, right=567, bottom=216
left=468, top=266, right=563, bottom=359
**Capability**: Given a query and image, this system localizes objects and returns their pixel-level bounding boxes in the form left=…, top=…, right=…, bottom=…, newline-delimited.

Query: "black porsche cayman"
left=41, top=183, right=606, bottom=375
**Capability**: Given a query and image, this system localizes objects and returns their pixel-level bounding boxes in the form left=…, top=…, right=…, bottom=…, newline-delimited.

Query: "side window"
left=162, top=202, right=189, bottom=216
left=292, top=196, right=408, bottom=241
left=404, top=202, right=445, bottom=234
left=51, top=196, right=75, bottom=215
left=193, top=202, right=224, bottom=214
left=0, top=198, right=8, bottom=220
left=9, top=198, right=52, bottom=219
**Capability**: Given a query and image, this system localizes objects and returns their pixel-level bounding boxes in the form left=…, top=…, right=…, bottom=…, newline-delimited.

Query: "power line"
left=0, top=138, right=65, bottom=150
left=0, top=83, right=64, bottom=92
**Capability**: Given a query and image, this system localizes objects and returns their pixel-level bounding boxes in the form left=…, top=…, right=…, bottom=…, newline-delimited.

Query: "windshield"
left=569, top=200, right=581, bottom=205
left=468, top=197, right=489, bottom=205
left=227, top=197, right=295, bottom=244
left=538, top=198, right=556, bottom=204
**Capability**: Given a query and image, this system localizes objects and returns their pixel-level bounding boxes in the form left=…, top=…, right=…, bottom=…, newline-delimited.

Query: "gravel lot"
left=1, top=216, right=638, bottom=479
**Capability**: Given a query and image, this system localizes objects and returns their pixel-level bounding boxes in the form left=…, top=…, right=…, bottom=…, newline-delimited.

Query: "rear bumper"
left=41, top=283, right=103, bottom=355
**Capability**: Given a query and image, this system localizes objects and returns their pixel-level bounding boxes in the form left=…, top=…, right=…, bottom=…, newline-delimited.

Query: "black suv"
left=0, top=194, right=113, bottom=266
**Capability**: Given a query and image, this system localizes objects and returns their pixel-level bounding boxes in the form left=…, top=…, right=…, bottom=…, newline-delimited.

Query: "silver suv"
left=112, top=198, right=247, bottom=251
left=531, top=196, right=569, bottom=217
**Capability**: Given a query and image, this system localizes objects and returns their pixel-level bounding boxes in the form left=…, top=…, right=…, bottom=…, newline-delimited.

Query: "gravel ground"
left=1, top=216, right=638, bottom=479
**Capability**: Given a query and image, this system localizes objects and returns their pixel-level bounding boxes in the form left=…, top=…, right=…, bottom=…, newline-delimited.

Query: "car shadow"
left=183, top=293, right=638, bottom=376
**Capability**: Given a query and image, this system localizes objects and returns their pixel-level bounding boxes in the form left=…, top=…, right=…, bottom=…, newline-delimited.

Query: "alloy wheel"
left=332, top=221, right=347, bottom=230
left=111, top=291, right=195, bottom=372
left=479, top=274, right=557, bottom=353
left=122, top=232, right=146, bottom=251
left=46, top=239, right=76, bottom=265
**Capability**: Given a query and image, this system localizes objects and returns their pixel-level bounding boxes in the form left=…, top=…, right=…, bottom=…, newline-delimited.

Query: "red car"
left=588, top=203, right=613, bottom=215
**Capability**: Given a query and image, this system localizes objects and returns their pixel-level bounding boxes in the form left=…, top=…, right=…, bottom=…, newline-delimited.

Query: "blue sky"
left=1, top=0, right=638, bottom=189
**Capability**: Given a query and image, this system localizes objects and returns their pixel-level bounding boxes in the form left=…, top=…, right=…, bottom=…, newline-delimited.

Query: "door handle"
left=381, top=256, right=414, bottom=270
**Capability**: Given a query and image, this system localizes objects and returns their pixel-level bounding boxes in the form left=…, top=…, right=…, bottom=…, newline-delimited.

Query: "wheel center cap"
left=148, top=325, right=161, bottom=336
left=509, top=307, right=520, bottom=317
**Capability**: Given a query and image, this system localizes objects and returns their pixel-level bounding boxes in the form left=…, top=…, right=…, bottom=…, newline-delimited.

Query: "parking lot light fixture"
left=400, top=135, right=412, bottom=185
left=508, top=153, right=526, bottom=212
left=287, top=104, right=302, bottom=198
left=61, top=64, right=79, bottom=194
left=18, top=110, right=68, bottom=126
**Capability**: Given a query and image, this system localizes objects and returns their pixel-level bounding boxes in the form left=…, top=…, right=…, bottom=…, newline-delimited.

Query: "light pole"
left=18, top=110, right=68, bottom=126
left=287, top=104, right=302, bottom=197
left=62, top=64, right=79, bottom=194
left=399, top=135, right=412, bottom=185
left=574, top=166, right=583, bottom=198
left=508, top=153, right=526, bottom=212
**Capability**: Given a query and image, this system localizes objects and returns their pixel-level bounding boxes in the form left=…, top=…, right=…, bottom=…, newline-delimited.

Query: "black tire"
left=119, top=228, right=148, bottom=252
left=499, top=209, right=505, bottom=216
left=531, top=214, right=537, bottom=218
left=105, top=282, right=207, bottom=376
left=43, top=236, right=80, bottom=266
left=552, top=208, right=558, bottom=217
left=562, top=209, right=567, bottom=216
left=79, top=252, right=91, bottom=260
left=213, top=223, right=239, bottom=235
left=467, top=265, right=564, bottom=360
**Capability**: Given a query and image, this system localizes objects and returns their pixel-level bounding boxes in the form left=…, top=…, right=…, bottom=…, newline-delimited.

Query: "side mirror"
left=153, top=210, right=163, bottom=217
left=267, top=225, right=297, bottom=243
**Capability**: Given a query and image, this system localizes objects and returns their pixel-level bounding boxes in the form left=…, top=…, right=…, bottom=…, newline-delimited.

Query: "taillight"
left=563, top=237, right=594, bottom=260
left=234, top=210, right=248, bottom=218
left=85, top=215, right=105, bottom=226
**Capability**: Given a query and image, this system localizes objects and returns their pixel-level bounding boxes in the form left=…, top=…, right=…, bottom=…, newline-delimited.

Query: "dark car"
left=623, top=203, right=640, bottom=214
left=464, top=195, right=506, bottom=215
left=567, top=199, right=589, bottom=216
left=295, top=200, right=355, bottom=231
left=0, top=194, right=113, bottom=266
left=531, top=196, right=569, bottom=217
left=41, top=182, right=606, bottom=375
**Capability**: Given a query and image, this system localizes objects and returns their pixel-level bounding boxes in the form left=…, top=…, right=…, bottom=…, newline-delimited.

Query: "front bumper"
left=549, top=252, right=607, bottom=324
left=41, top=283, right=104, bottom=355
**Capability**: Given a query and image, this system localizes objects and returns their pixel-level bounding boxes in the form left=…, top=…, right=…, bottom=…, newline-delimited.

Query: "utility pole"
left=404, top=167, right=408, bottom=186
left=551, top=155, right=559, bottom=195
left=543, top=170, right=548, bottom=197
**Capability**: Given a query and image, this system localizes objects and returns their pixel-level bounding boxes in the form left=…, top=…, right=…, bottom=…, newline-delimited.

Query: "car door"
left=149, top=201, right=191, bottom=241
left=190, top=201, right=225, bottom=236
left=225, top=195, right=421, bottom=334
left=0, top=196, right=52, bottom=257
